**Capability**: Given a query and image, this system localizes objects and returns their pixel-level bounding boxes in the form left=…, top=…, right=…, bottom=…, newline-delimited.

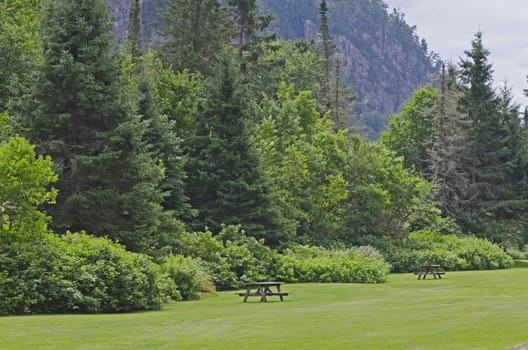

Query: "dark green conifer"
left=458, top=32, right=522, bottom=239
left=13, top=0, right=167, bottom=254
left=185, top=49, right=288, bottom=245
left=158, top=0, right=231, bottom=75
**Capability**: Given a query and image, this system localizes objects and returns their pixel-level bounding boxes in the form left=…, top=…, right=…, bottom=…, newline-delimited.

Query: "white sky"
left=384, top=0, right=528, bottom=107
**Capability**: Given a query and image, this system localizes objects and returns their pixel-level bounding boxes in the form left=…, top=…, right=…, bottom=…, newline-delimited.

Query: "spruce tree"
left=13, top=0, right=167, bottom=254
left=227, top=0, right=273, bottom=54
left=458, top=32, right=519, bottom=238
left=318, top=0, right=336, bottom=114
left=317, top=0, right=353, bottom=129
left=127, top=0, right=143, bottom=60
left=158, top=0, right=231, bottom=75
left=185, top=49, right=287, bottom=245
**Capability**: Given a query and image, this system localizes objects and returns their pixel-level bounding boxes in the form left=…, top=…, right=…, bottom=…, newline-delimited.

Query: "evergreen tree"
left=317, top=0, right=353, bottom=129
left=13, top=0, right=167, bottom=254
left=127, top=0, right=143, bottom=60
left=124, top=5, right=191, bottom=230
left=158, top=0, right=232, bottom=75
left=318, top=0, right=336, bottom=114
left=185, top=50, right=288, bottom=245
left=458, top=32, right=520, bottom=239
left=227, top=0, right=273, bottom=53
left=428, top=64, right=471, bottom=217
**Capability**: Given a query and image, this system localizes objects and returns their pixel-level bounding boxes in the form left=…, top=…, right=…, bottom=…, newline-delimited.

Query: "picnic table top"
left=245, top=281, right=284, bottom=286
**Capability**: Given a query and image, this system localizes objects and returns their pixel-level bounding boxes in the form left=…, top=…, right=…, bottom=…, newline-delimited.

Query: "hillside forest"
left=0, top=0, right=525, bottom=314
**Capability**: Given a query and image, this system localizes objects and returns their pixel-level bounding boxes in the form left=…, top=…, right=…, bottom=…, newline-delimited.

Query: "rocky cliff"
left=260, top=0, right=439, bottom=136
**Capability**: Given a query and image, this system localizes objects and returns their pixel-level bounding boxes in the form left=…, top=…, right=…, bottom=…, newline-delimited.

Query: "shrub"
left=176, top=226, right=282, bottom=289
left=0, top=231, right=177, bottom=315
left=385, top=230, right=514, bottom=273
left=277, top=245, right=390, bottom=284
left=160, top=254, right=215, bottom=300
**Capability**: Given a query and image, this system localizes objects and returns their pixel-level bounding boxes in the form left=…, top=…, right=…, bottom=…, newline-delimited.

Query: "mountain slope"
left=259, top=0, right=439, bottom=137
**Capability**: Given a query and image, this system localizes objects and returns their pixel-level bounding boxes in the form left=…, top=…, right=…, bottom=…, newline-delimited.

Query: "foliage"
left=380, top=85, right=439, bottom=175
left=160, top=254, right=215, bottom=300
left=255, top=84, right=349, bottom=243
left=175, top=225, right=390, bottom=288
left=277, top=245, right=390, bottom=283
left=175, top=226, right=280, bottom=289
left=0, top=132, right=57, bottom=237
left=255, top=84, right=441, bottom=245
left=385, top=230, right=514, bottom=273
left=11, top=0, right=169, bottom=254
left=341, top=137, right=441, bottom=242
left=0, top=0, right=42, bottom=111
left=185, top=50, right=289, bottom=245
left=246, top=39, right=322, bottom=102
left=158, top=0, right=232, bottom=75
left=0, top=231, right=176, bottom=315
left=456, top=32, right=527, bottom=241
left=121, top=51, right=191, bottom=252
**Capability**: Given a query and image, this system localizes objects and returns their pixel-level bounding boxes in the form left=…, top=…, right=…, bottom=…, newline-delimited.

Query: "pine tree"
left=185, top=49, right=288, bottom=245
left=13, top=0, right=167, bottom=254
left=158, top=0, right=231, bottom=75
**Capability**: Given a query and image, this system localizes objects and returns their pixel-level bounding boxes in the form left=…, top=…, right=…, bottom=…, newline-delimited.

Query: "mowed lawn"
left=1, top=267, right=527, bottom=350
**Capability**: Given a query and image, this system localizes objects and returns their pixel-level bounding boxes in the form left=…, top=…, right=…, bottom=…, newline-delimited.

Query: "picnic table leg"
left=243, top=290, right=250, bottom=302
left=277, top=285, right=284, bottom=301
left=259, top=287, right=267, bottom=302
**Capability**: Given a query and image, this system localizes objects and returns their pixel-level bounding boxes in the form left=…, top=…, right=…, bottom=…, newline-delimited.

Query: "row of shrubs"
left=1, top=226, right=513, bottom=314
left=170, top=225, right=391, bottom=297
left=383, top=230, right=514, bottom=273
left=0, top=225, right=390, bottom=314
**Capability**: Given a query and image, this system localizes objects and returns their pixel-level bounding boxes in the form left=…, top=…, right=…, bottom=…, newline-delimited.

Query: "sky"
left=384, top=0, right=528, bottom=107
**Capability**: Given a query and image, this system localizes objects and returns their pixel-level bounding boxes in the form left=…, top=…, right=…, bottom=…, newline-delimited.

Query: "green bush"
left=0, top=232, right=177, bottom=315
left=176, top=226, right=281, bottom=289
left=160, top=254, right=215, bottom=300
left=277, top=245, right=390, bottom=283
left=386, top=230, right=514, bottom=273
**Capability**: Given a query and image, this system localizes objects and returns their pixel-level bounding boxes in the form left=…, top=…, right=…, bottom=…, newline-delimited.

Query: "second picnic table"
left=238, top=281, right=288, bottom=302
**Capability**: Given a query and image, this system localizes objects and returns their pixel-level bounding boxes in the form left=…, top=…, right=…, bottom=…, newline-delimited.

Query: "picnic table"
left=237, top=281, right=288, bottom=302
left=415, top=264, right=446, bottom=280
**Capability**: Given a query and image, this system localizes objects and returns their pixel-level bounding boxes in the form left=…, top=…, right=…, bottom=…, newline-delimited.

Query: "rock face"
left=260, top=0, right=439, bottom=117
left=107, top=0, right=163, bottom=47
left=108, top=0, right=131, bottom=43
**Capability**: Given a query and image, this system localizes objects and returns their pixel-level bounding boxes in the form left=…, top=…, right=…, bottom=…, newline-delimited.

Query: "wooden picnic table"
left=415, top=264, right=446, bottom=280
left=237, top=281, right=288, bottom=302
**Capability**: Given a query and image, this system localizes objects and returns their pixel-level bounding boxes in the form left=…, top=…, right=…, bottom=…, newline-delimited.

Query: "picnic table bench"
left=237, top=281, right=288, bottom=302
left=414, top=264, right=446, bottom=280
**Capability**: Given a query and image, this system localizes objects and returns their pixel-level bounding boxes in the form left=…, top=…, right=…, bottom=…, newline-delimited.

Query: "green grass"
left=1, top=268, right=528, bottom=350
